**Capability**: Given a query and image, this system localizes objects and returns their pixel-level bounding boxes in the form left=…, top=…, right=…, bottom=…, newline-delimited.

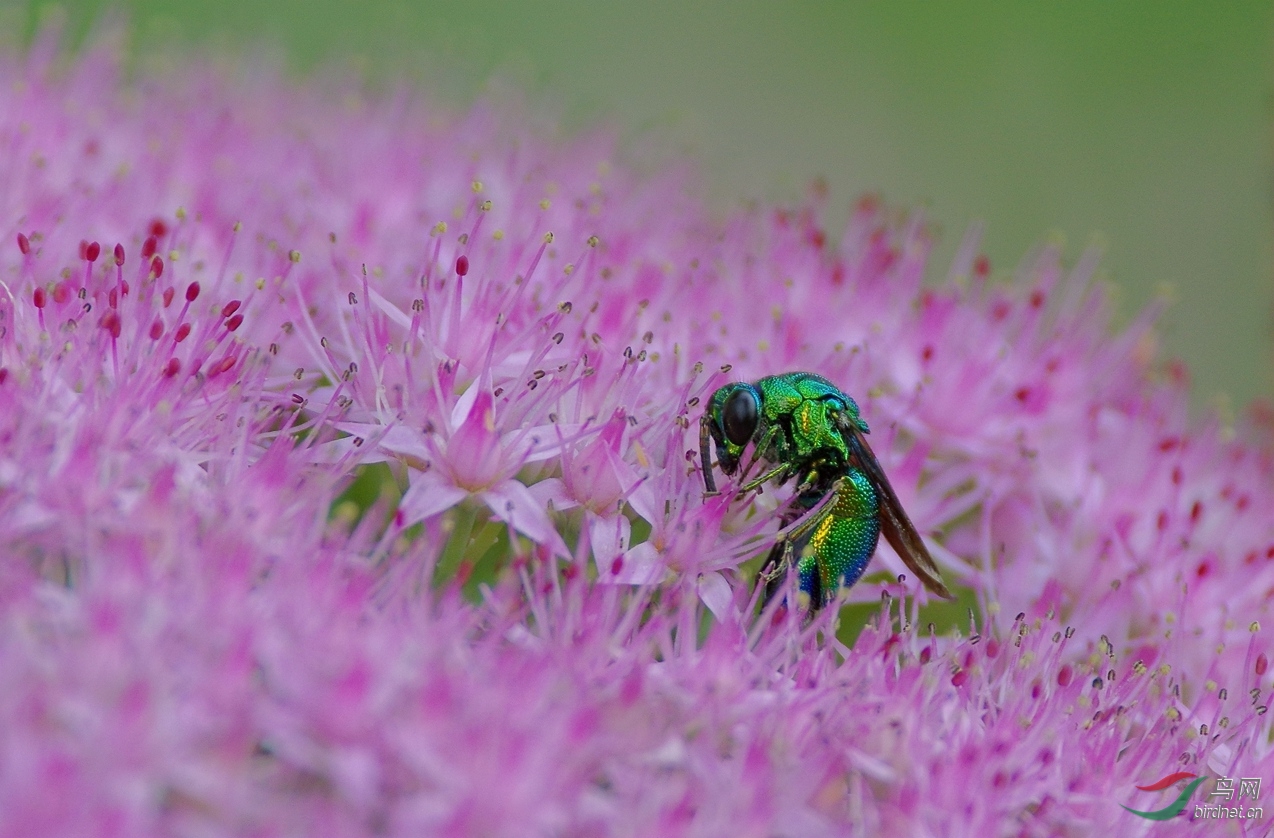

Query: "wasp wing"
left=838, top=416, right=955, bottom=600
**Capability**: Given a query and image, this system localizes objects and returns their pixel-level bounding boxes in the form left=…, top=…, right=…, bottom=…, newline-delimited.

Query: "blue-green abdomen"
left=796, top=468, right=880, bottom=604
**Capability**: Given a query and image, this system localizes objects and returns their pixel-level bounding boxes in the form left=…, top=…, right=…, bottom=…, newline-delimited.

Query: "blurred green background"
left=15, top=1, right=1273, bottom=410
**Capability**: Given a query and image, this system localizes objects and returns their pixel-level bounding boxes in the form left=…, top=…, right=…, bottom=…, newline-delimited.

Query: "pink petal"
left=696, top=571, right=735, bottom=623
left=358, top=424, right=430, bottom=460
left=398, top=470, right=468, bottom=525
left=447, top=389, right=506, bottom=488
left=607, top=542, right=664, bottom=585
left=481, top=480, right=569, bottom=557
left=587, top=512, right=631, bottom=573
left=528, top=478, right=577, bottom=512
left=448, top=378, right=482, bottom=433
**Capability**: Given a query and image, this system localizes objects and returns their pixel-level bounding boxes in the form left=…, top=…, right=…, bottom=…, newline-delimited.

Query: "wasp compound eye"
left=722, top=387, right=759, bottom=446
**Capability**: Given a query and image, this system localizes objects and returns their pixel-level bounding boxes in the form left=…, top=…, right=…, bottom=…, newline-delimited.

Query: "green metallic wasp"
left=699, top=371, right=954, bottom=608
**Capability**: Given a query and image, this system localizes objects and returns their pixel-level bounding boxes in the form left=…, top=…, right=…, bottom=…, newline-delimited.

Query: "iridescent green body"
left=699, top=371, right=952, bottom=608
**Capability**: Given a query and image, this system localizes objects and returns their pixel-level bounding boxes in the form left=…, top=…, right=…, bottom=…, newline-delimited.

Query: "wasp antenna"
left=698, top=414, right=717, bottom=495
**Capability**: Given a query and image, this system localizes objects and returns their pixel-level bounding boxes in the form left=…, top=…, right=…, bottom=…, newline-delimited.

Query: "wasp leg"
left=757, top=537, right=789, bottom=606
left=779, top=477, right=842, bottom=540
left=735, top=424, right=780, bottom=486
left=756, top=476, right=837, bottom=609
left=738, top=462, right=791, bottom=494
left=757, top=526, right=826, bottom=610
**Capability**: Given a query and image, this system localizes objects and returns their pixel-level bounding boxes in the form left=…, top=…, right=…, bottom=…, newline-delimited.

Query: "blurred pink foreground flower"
left=0, top=28, right=1272, bottom=837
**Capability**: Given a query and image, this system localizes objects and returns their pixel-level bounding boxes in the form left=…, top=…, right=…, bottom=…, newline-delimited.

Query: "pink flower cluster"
left=0, top=29, right=1271, bottom=836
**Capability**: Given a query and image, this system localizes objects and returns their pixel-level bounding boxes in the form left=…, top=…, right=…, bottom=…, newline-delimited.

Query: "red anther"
left=162, top=357, right=181, bottom=378
left=455, top=254, right=469, bottom=277
left=52, top=282, right=70, bottom=304
left=185, top=282, right=200, bottom=302
left=108, top=288, right=118, bottom=309
left=221, top=300, right=241, bottom=318
left=212, top=356, right=237, bottom=375
left=1029, top=289, right=1045, bottom=309
left=174, top=323, right=192, bottom=342
left=0, top=368, right=7, bottom=385
left=32, top=288, right=46, bottom=309
left=149, top=219, right=168, bottom=239
left=85, top=241, right=101, bottom=262
left=610, top=556, right=624, bottom=575
left=121, top=280, right=129, bottom=296
left=951, top=670, right=968, bottom=687
left=100, top=311, right=122, bottom=339
left=225, top=314, right=244, bottom=332
left=150, top=256, right=164, bottom=279
left=1056, top=665, right=1073, bottom=687
left=141, top=236, right=157, bottom=259
left=149, top=319, right=164, bottom=340
left=113, top=243, right=125, bottom=266
left=162, top=287, right=175, bottom=307
left=16, top=233, right=29, bottom=255
left=973, top=254, right=991, bottom=278
left=1258, top=653, right=1268, bottom=676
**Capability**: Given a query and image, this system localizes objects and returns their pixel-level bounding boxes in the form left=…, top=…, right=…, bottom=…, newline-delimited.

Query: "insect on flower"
left=700, top=371, right=954, bottom=609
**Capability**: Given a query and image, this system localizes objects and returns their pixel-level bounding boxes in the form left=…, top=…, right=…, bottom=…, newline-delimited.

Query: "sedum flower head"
left=0, top=27, right=1270, bottom=836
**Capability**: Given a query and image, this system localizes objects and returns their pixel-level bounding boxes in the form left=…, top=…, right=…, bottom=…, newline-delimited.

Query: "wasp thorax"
left=723, top=387, right=759, bottom=446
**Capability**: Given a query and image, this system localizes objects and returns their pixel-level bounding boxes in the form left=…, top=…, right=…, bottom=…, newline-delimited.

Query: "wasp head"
left=699, top=381, right=760, bottom=494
